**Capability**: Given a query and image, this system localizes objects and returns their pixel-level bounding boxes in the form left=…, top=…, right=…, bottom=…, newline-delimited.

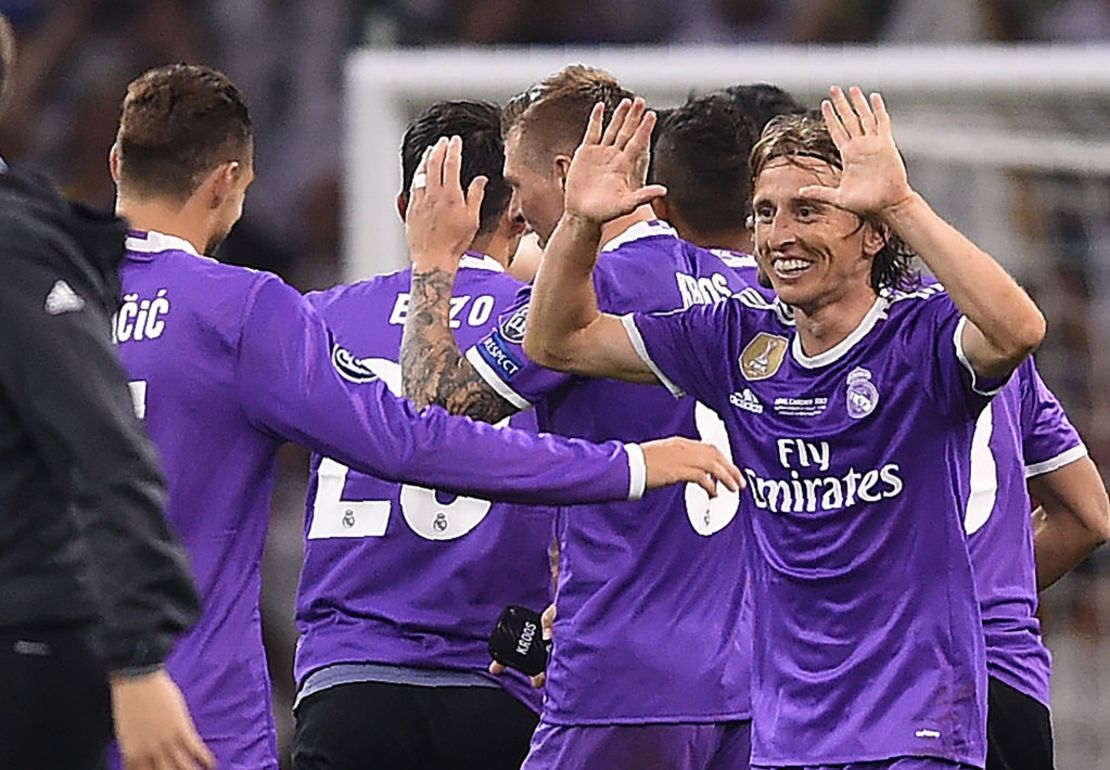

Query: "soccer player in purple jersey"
left=524, top=90, right=1050, bottom=770
left=659, top=83, right=1108, bottom=770
left=291, top=100, right=551, bottom=770
left=103, top=64, right=739, bottom=770
left=966, top=360, right=1108, bottom=770
left=401, top=66, right=757, bottom=770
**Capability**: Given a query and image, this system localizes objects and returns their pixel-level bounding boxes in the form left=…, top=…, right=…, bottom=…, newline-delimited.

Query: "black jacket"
left=0, top=169, right=199, bottom=671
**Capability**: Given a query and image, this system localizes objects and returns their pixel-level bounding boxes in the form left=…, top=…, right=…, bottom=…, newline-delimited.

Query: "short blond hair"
left=504, top=65, right=634, bottom=157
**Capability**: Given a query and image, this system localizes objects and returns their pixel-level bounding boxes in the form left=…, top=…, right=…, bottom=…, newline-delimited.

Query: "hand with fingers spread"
left=641, top=437, right=744, bottom=498
left=111, top=668, right=215, bottom=770
left=801, top=86, right=915, bottom=219
left=405, top=134, right=488, bottom=274
left=563, top=97, right=667, bottom=226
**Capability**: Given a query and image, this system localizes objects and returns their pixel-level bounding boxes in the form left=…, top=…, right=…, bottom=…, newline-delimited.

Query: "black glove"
left=488, top=605, right=551, bottom=676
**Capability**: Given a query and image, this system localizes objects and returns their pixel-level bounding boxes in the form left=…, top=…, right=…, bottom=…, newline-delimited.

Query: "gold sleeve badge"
left=739, top=333, right=788, bottom=381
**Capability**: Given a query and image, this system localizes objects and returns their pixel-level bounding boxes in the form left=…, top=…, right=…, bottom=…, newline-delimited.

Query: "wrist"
left=878, top=189, right=925, bottom=229
left=561, top=210, right=606, bottom=237
left=110, top=663, right=164, bottom=682
left=411, top=254, right=459, bottom=277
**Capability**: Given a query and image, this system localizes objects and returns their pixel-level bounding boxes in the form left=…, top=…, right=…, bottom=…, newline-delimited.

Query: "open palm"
left=564, top=98, right=666, bottom=225
left=802, top=86, right=914, bottom=217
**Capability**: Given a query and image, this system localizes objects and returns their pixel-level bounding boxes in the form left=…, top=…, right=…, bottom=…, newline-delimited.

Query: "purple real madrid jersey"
left=627, top=283, right=994, bottom=768
left=963, top=357, right=1086, bottom=706
left=111, top=231, right=648, bottom=769
left=464, top=221, right=757, bottom=725
left=296, top=255, right=556, bottom=712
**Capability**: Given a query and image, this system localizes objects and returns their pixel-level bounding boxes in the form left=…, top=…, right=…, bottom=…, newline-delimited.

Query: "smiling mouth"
left=772, top=257, right=814, bottom=280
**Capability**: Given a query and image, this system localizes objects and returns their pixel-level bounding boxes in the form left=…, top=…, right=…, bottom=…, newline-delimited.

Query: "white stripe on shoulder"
left=953, top=316, right=1010, bottom=397
left=619, top=314, right=685, bottom=398
left=464, top=345, right=532, bottom=410
left=1025, top=444, right=1089, bottom=478
left=732, top=288, right=795, bottom=326
left=887, top=282, right=947, bottom=304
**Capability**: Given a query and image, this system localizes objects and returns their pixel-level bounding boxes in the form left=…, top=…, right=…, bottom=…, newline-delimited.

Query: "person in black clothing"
left=0, top=15, right=212, bottom=770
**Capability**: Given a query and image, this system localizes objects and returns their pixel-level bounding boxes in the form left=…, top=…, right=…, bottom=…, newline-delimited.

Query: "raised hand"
left=563, top=97, right=667, bottom=226
left=405, top=135, right=487, bottom=274
left=641, top=437, right=744, bottom=498
left=800, top=86, right=915, bottom=219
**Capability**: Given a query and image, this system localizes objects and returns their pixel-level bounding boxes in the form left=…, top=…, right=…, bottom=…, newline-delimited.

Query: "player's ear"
left=553, top=154, right=572, bottom=188
left=651, top=194, right=671, bottom=223
left=206, top=161, right=240, bottom=210
left=108, top=142, right=122, bottom=184
left=861, top=219, right=888, bottom=258
left=396, top=191, right=409, bottom=223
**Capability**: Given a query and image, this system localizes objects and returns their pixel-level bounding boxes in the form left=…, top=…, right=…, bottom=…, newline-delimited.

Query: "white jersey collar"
left=791, top=295, right=889, bottom=369
left=601, top=219, right=678, bottom=253
left=459, top=252, right=505, bottom=273
left=125, top=229, right=202, bottom=258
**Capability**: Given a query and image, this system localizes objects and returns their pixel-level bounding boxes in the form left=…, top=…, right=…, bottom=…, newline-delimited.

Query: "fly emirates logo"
left=744, top=438, right=904, bottom=514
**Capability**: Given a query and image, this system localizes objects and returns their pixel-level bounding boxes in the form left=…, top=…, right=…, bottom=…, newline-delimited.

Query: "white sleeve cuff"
left=464, top=345, right=532, bottom=410
left=1025, top=444, right=1088, bottom=478
left=619, top=314, right=685, bottom=397
left=625, top=442, right=647, bottom=501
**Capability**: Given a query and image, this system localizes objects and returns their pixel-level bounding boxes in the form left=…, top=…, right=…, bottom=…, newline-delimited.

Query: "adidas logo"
left=728, top=387, right=764, bottom=414
left=44, top=280, right=86, bottom=315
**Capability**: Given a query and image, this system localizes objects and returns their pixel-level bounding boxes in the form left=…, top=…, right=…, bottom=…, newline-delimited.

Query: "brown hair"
left=751, top=113, right=918, bottom=293
left=117, top=64, right=252, bottom=200
left=503, top=65, right=633, bottom=157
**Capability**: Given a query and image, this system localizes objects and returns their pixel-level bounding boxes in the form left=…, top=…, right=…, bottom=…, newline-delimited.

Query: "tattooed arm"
left=399, top=135, right=519, bottom=423
left=400, top=267, right=518, bottom=423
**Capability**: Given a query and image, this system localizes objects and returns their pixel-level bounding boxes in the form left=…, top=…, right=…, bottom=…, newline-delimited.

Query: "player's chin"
left=769, top=279, right=816, bottom=309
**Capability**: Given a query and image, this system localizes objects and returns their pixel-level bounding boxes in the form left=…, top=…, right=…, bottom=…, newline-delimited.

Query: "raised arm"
left=804, top=86, right=1045, bottom=380
left=524, top=98, right=666, bottom=383
left=1031, top=457, right=1110, bottom=590
left=399, top=136, right=518, bottom=424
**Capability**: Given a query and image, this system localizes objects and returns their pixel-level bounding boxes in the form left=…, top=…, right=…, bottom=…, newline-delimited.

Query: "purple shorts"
left=523, top=720, right=751, bottom=770
left=755, top=760, right=980, bottom=770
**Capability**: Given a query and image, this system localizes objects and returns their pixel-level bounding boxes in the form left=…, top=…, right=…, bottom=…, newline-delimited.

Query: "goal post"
left=344, top=44, right=1110, bottom=279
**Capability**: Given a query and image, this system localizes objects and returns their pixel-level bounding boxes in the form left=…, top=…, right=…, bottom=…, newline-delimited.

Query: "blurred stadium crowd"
left=1, top=1, right=1107, bottom=767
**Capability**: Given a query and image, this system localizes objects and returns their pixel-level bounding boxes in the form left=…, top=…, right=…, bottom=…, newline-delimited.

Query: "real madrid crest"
left=845, top=366, right=879, bottom=419
left=739, top=333, right=788, bottom=381
left=498, top=304, right=529, bottom=344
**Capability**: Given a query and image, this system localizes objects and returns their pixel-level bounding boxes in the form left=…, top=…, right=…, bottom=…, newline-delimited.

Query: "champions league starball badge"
left=845, top=367, right=879, bottom=419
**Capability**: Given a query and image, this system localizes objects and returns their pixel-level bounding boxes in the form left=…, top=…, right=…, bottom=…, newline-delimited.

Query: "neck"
left=470, top=231, right=510, bottom=269
left=116, top=195, right=209, bottom=256
left=599, top=205, right=655, bottom=246
left=792, top=287, right=879, bottom=358
left=686, top=227, right=752, bottom=255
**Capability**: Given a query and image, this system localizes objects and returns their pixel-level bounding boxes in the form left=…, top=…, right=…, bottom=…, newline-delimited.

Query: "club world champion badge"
left=739, top=333, right=788, bottom=381
left=846, top=367, right=879, bottom=419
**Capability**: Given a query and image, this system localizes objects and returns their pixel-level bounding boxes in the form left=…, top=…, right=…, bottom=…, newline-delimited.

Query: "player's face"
left=752, top=157, right=877, bottom=313
left=503, top=129, right=566, bottom=248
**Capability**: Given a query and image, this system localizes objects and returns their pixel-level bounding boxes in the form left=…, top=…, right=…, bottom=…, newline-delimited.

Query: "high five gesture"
left=800, top=86, right=914, bottom=218
left=563, top=97, right=666, bottom=226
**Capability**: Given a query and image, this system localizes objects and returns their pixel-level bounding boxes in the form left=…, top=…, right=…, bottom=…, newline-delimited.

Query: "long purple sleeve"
left=236, top=274, right=642, bottom=504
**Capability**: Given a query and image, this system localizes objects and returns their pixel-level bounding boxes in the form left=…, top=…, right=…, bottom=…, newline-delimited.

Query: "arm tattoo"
left=401, top=268, right=518, bottom=424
